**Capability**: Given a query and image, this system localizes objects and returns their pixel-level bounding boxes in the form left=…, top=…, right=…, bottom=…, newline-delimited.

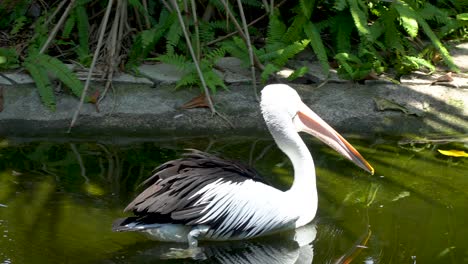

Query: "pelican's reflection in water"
left=106, top=224, right=316, bottom=264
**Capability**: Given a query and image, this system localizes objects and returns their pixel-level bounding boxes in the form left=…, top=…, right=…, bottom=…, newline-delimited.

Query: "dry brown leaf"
left=181, top=94, right=211, bottom=109
left=432, top=72, right=454, bottom=85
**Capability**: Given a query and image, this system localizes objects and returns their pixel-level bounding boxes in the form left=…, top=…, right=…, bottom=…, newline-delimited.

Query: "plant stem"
left=39, top=0, right=76, bottom=54
left=236, top=0, right=258, bottom=100
left=171, top=0, right=216, bottom=114
left=68, top=0, right=114, bottom=132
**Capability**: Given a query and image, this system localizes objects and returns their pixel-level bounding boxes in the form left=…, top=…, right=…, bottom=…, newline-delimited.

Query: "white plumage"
left=113, top=84, right=374, bottom=247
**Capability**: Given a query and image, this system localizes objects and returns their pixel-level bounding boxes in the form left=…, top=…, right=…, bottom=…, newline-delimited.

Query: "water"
left=0, top=135, right=467, bottom=264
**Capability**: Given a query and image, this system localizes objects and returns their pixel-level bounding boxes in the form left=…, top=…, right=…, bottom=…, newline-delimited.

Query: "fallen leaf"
left=437, top=149, right=468, bottom=157
left=431, top=72, right=453, bottom=85
left=373, top=97, right=423, bottom=116
left=181, top=94, right=211, bottom=109
left=0, top=86, right=3, bottom=112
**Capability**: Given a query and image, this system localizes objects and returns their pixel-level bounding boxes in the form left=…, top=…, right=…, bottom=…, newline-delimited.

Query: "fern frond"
left=24, top=59, right=56, bottom=111
left=299, top=0, right=316, bottom=19
left=394, top=3, right=419, bottom=38
left=157, top=53, right=191, bottom=71
left=34, top=54, right=85, bottom=98
left=176, top=72, right=198, bottom=88
left=204, top=70, right=227, bottom=93
left=204, top=47, right=226, bottom=62
left=347, top=0, right=371, bottom=39
left=273, top=40, right=310, bottom=67
left=287, top=66, right=309, bottom=80
left=404, top=55, right=435, bottom=72
left=62, top=14, right=76, bottom=39
left=304, top=21, right=329, bottom=75
left=419, top=2, right=450, bottom=25
left=221, top=37, right=250, bottom=65
left=381, top=8, right=404, bottom=52
left=395, top=3, right=459, bottom=72
left=261, top=63, right=280, bottom=84
left=199, top=21, right=216, bottom=44
left=267, top=15, right=287, bottom=46
left=75, top=4, right=90, bottom=63
left=166, top=22, right=183, bottom=54
left=334, top=0, right=348, bottom=11
left=10, top=16, right=27, bottom=35
left=283, top=14, right=307, bottom=44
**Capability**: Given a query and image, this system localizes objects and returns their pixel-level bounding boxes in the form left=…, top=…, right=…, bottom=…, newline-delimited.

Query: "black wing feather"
left=122, top=149, right=266, bottom=226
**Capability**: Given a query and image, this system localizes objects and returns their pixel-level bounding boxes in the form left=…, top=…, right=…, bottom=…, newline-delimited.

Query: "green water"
left=0, top=136, right=467, bottom=264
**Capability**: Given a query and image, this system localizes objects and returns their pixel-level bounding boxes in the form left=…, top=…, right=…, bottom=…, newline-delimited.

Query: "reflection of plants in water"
left=0, top=142, right=178, bottom=200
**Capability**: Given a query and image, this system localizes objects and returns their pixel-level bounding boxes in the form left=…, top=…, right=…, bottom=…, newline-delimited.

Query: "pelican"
left=113, top=84, right=374, bottom=247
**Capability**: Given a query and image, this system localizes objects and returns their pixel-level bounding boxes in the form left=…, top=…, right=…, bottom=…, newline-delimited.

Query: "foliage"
left=0, top=48, right=20, bottom=70
left=24, top=53, right=85, bottom=111
left=0, top=0, right=466, bottom=110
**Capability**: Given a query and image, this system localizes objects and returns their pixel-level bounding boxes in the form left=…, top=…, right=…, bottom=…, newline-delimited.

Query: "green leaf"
left=456, top=13, right=468, bottom=21
left=347, top=0, right=370, bottom=39
left=261, top=63, right=280, bottom=84
left=33, top=54, right=84, bottom=99
left=288, top=66, right=309, bottom=80
left=303, top=21, right=329, bottom=75
left=395, top=3, right=419, bottom=38
left=24, top=59, right=56, bottom=111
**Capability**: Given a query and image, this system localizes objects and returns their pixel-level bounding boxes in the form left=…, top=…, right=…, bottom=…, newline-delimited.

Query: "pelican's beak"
left=293, top=102, right=374, bottom=175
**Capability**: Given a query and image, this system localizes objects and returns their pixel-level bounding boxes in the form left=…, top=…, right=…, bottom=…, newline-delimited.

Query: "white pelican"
left=113, top=84, right=374, bottom=247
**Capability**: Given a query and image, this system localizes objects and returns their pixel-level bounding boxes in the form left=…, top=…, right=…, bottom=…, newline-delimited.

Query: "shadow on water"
left=0, top=135, right=467, bottom=263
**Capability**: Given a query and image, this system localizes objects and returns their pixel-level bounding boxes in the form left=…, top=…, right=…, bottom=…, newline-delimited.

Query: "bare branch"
left=68, top=0, right=115, bottom=131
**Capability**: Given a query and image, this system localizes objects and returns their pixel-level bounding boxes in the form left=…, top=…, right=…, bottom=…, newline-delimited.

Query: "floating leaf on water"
left=437, top=149, right=468, bottom=158
left=437, top=246, right=455, bottom=258
left=0, top=138, right=9, bottom=148
left=85, top=182, right=105, bottom=196
left=391, top=191, right=410, bottom=201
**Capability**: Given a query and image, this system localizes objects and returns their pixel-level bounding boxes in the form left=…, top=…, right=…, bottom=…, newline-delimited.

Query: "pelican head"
left=261, top=84, right=374, bottom=174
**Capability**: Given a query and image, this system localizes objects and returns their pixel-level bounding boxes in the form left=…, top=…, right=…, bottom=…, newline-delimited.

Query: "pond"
left=0, top=135, right=467, bottom=264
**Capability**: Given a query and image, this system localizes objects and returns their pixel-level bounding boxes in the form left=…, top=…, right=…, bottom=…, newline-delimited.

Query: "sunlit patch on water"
left=0, top=136, right=467, bottom=263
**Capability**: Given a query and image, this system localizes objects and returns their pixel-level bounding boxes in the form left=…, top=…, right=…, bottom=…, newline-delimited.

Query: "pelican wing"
left=119, top=149, right=296, bottom=239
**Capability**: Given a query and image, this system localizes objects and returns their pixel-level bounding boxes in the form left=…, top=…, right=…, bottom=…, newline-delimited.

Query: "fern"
left=34, top=54, right=84, bottom=98
left=10, top=16, right=27, bottom=35
left=334, top=0, right=348, bottom=11
left=347, top=0, right=371, bottom=39
left=166, top=21, right=183, bottom=55
left=157, top=53, right=191, bottom=71
left=395, top=3, right=419, bottom=38
left=62, top=14, right=76, bottom=39
left=273, top=40, right=310, bottom=67
left=75, top=4, right=90, bottom=65
left=283, top=14, right=307, bottom=44
left=299, top=0, right=316, bottom=19
left=266, top=15, right=287, bottom=47
left=304, top=21, right=329, bottom=74
left=0, top=48, right=20, bottom=70
left=204, top=70, right=227, bottom=93
left=126, top=10, right=176, bottom=69
left=261, top=63, right=280, bottom=83
left=288, top=66, right=309, bottom=80
left=394, top=2, right=459, bottom=72
left=24, top=59, right=56, bottom=111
